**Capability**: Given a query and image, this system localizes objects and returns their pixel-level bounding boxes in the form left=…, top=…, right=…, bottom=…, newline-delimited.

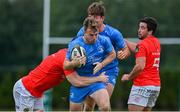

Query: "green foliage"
left=50, top=0, right=91, bottom=37
left=0, top=0, right=180, bottom=111
left=0, top=71, right=22, bottom=111
left=52, top=80, right=71, bottom=111
left=0, top=0, right=43, bottom=66
left=156, top=70, right=180, bottom=110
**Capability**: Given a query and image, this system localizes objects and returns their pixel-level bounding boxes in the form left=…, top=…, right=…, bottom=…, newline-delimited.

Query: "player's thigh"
left=70, top=101, right=83, bottom=111
left=147, top=90, right=160, bottom=108
left=90, top=88, right=110, bottom=107
left=128, top=85, right=160, bottom=108
left=19, top=94, right=36, bottom=111
left=13, top=79, right=22, bottom=109
left=70, top=85, right=91, bottom=103
left=106, top=83, right=114, bottom=98
left=13, top=89, right=21, bottom=111
left=13, top=79, right=34, bottom=111
left=14, top=92, right=35, bottom=112
left=128, top=86, right=149, bottom=107
left=105, top=68, right=118, bottom=97
left=33, top=97, right=44, bottom=111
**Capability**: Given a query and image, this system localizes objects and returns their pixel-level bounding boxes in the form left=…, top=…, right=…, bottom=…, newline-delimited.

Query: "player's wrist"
left=127, top=74, right=132, bottom=80
left=101, top=62, right=104, bottom=68
left=97, top=76, right=101, bottom=81
left=71, top=60, right=79, bottom=68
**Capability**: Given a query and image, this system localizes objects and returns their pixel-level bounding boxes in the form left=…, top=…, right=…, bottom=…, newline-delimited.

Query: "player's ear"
left=148, top=30, right=153, bottom=35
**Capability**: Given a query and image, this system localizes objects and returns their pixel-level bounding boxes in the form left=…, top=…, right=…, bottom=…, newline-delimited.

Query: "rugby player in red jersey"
left=13, top=48, right=108, bottom=112
left=120, top=16, right=161, bottom=111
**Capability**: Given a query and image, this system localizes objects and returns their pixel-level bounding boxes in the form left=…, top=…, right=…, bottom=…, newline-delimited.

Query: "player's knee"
left=143, top=107, right=152, bottom=111
left=128, top=104, right=144, bottom=111
left=70, top=103, right=82, bottom=111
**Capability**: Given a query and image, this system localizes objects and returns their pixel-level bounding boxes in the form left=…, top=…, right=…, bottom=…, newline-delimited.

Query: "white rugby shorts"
left=13, top=79, right=44, bottom=111
left=128, top=85, right=160, bottom=108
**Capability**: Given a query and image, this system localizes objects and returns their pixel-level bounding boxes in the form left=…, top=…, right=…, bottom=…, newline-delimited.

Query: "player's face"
left=89, top=15, right=104, bottom=29
left=84, top=28, right=98, bottom=44
left=138, top=22, right=149, bottom=40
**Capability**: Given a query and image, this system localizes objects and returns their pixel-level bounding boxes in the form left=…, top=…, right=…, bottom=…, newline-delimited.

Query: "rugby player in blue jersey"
left=64, top=16, right=116, bottom=111
left=76, top=1, right=130, bottom=110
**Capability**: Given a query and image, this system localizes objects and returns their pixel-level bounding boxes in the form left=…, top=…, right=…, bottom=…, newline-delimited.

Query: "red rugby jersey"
left=22, top=48, right=74, bottom=98
left=133, top=35, right=161, bottom=86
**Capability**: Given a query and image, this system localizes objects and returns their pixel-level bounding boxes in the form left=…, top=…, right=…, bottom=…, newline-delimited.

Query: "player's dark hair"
left=83, top=16, right=98, bottom=32
left=87, top=1, right=105, bottom=17
left=140, top=16, right=158, bottom=34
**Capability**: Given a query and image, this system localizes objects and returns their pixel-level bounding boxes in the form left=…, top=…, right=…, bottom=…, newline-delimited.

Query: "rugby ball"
left=71, top=45, right=86, bottom=67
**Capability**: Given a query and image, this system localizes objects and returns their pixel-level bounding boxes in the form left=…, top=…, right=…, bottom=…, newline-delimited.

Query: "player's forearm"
left=128, top=63, right=143, bottom=80
left=101, top=49, right=116, bottom=67
left=66, top=73, right=87, bottom=87
left=64, top=60, right=77, bottom=70
left=77, top=76, right=101, bottom=86
left=69, top=76, right=100, bottom=87
left=66, top=72, right=101, bottom=87
left=125, top=39, right=137, bottom=52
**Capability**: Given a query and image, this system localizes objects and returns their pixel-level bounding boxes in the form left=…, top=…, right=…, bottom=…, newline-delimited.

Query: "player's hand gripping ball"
left=71, top=45, right=86, bottom=68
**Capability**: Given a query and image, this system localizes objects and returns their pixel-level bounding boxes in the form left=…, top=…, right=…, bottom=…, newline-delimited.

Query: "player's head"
left=87, top=1, right=105, bottom=29
left=83, top=16, right=99, bottom=44
left=88, top=1, right=105, bottom=17
left=138, top=16, right=158, bottom=40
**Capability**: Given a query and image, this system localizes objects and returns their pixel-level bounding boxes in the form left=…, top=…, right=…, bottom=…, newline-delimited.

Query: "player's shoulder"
left=71, top=36, right=83, bottom=43
left=77, top=26, right=85, bottom=36
left=52, top=48, right=67, bottom=57
left=104, top=24, right=123, bottom=39
left=138, top=36, right=154, bottom=48
left=152, top=35, right=160, bottom=44
left=80, top=26, right=85, bottom=32
left=57, top=48, right=68, bottom=54
left=98, top=35, right=110, bottom=41
left=105, top=24, right=121, bottom=34
left=143, top=35, right=159, bottom=44
left=138, top=39, right=147, bottom=47
left=97, top=35, right=111, bottom=45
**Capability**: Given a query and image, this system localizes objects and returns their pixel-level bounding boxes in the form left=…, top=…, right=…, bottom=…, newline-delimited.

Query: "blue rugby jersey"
left=76, top=24, right=126, bottom=72
left=66, top=35, right=113, bottom=76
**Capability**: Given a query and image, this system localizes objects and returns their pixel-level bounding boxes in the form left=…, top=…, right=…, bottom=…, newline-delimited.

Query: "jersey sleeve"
left=135, top=43, right=147, bottom=58
left=113, top=29, right=126, bottom=49
left=66, top=42, right=74, bottom=61
left=58, top=49, right=75, bottom=76
left=63, top=68, right=75, bottom=76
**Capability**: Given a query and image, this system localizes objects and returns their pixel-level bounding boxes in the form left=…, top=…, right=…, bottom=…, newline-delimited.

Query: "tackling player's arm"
left=121, top=57, right=146, bottom=81
left=66, top=72, right=108, bottom=87
left=64, top=56, right=86, bottom=70
left=64, top=59, right=79, bottom=70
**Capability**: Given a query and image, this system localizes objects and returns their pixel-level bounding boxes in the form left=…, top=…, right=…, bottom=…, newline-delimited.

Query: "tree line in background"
left=0, top=0, right=180, bottom=110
